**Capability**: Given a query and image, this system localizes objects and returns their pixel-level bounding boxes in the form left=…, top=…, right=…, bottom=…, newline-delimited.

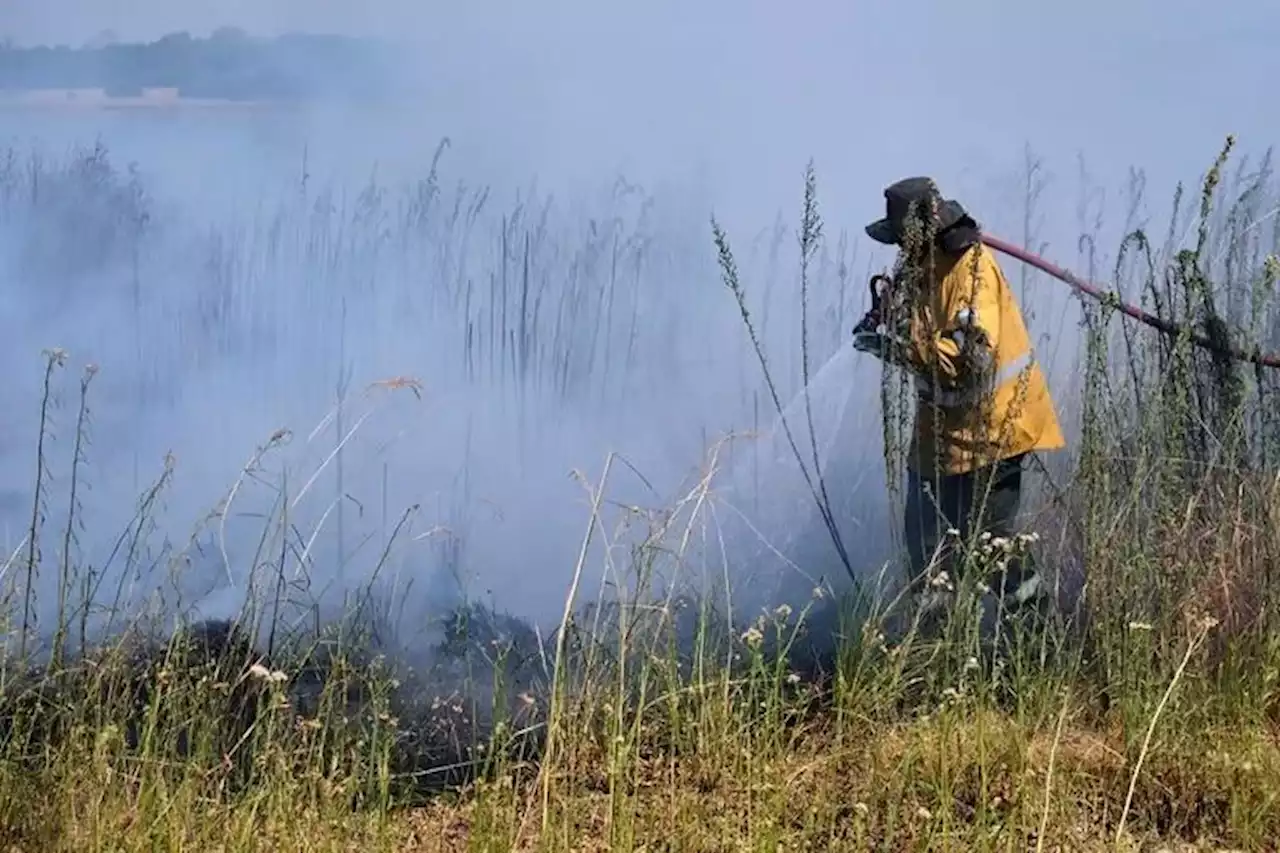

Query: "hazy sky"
left=4, top=0, right=1276, bottom=234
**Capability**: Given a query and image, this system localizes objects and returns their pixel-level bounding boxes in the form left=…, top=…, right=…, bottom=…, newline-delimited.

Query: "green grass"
left=1, top=137, right=1279, bottom=851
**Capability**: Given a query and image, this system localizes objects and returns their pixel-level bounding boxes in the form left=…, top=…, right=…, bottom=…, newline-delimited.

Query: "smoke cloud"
left=0, top=0, right=1273, bottom=655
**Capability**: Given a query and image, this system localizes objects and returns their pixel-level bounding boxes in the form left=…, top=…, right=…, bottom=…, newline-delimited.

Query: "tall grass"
left=0, top=136, right=1279, bottom=851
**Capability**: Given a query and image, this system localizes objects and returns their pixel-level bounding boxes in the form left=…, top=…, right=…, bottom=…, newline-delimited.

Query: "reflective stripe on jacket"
left=902, top=242, right=1065, bottom=477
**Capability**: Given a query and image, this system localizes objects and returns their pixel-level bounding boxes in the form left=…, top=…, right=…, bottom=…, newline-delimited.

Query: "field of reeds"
left=0, top=134, right=1278, bottom=851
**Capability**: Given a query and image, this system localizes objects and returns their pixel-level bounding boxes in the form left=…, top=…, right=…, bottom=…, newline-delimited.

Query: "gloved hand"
left=852, top=326, right=910, bottom=360
left=851, top=310, right=885, bottom=354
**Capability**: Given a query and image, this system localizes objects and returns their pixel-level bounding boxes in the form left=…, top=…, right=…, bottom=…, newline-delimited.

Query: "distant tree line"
left=0, top=28, right=398, bottom=101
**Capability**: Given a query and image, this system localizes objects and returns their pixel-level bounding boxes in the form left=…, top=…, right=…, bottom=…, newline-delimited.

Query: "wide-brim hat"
left=865, top=176, right=968, bottom=246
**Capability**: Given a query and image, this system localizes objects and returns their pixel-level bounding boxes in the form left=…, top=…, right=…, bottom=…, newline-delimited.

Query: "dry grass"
left=8, top=704, right=1273, bottom=851
left=2, top=138, right=1280, bottom=851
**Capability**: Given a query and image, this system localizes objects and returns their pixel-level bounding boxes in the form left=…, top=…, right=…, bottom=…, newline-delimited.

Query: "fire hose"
left=981, top=234, right=1280, bottom=370
left=859, top=235, right=1280, bottom=370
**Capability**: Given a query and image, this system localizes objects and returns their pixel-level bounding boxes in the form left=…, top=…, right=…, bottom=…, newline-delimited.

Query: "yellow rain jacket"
left=899, top=241, right=1065, bottom=477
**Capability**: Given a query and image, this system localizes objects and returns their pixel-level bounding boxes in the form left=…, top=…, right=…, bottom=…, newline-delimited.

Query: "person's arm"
left=861, top=249, right=1002, bottom=393
left=854, top=252, right=1001, bottom=384
left=852, top=273, right=937, bottom=372
left=920, top=249, right=1003, bottom=393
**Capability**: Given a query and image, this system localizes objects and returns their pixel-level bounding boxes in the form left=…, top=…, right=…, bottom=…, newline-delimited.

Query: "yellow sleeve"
left=912, top=248, right=1002, bottom=389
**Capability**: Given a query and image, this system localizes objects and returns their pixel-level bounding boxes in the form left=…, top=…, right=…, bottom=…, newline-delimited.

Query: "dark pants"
left=903, top=453, right=1032, bottom=600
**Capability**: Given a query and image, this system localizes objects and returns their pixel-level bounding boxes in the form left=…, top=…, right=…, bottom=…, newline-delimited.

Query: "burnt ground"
left=0, top=583, right=1086, bottom=809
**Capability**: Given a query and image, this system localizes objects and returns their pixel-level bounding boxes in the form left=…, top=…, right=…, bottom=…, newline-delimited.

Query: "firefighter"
left=852, top=176, right=1065, bottom=618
